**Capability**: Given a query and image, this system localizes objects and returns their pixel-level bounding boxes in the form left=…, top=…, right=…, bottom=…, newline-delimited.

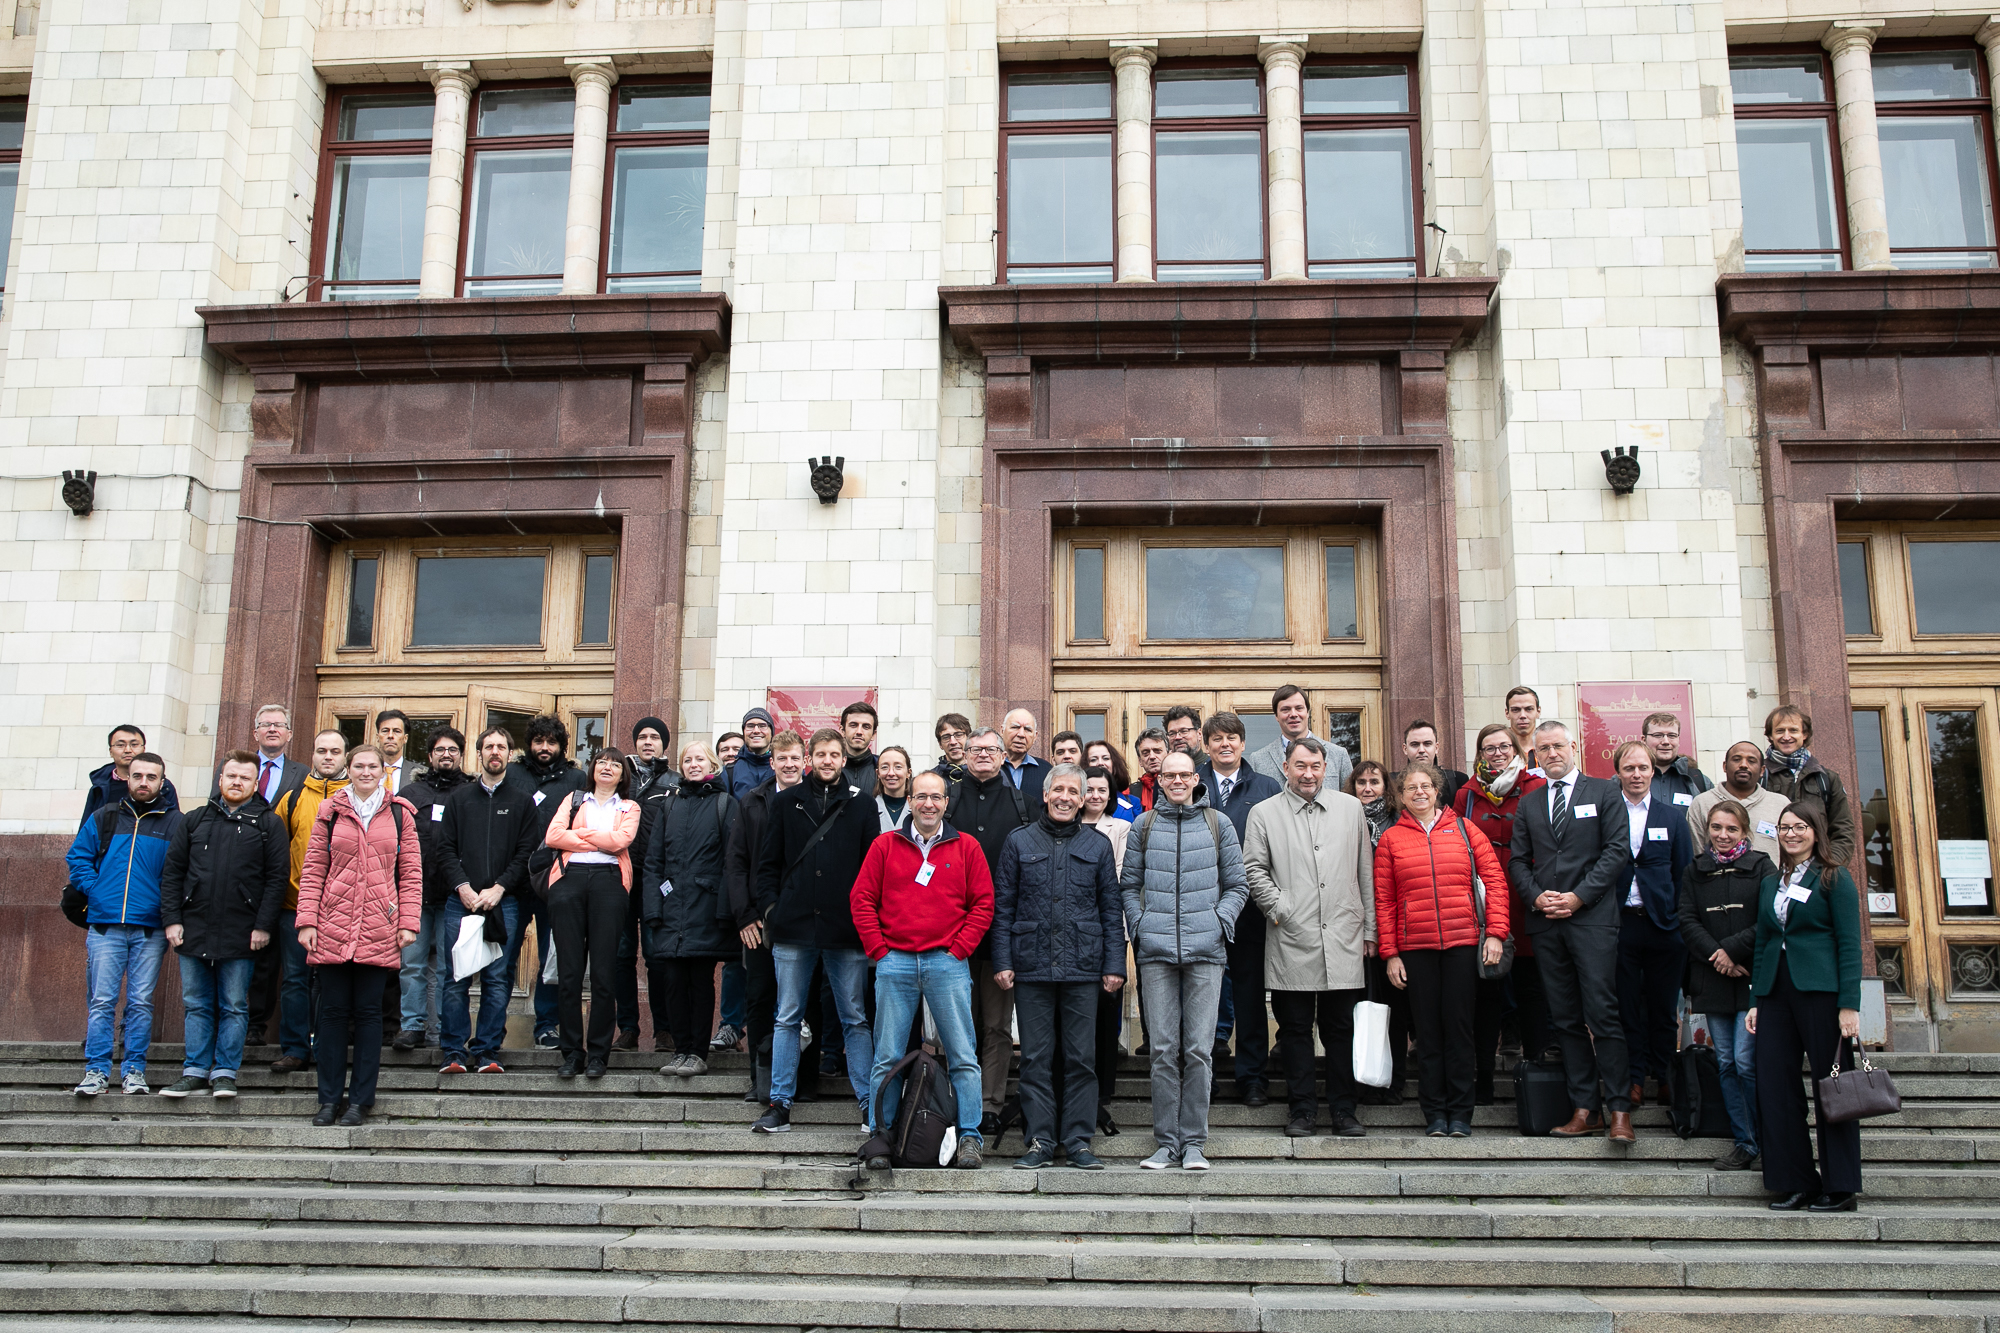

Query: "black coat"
left=403, top=769, right=475, bottom=909
left=946, top=772, right=1035, bottom=868
left=1195, top=762, right=1283, bottom=842
left=726, top=778, right=780, bottom=930
left=438, top=776, right=538, bottom=899
left=1678, top=846, right=1772, bottom=1015
left=990, top=820, right=1125, bottom=984
left=642, top=773, right=738, bottom=960
left=511, top=756, right=590, bottom=897
left=159, top=796, right=288, bottom=961
left=755, top=774, right=880, bottom=950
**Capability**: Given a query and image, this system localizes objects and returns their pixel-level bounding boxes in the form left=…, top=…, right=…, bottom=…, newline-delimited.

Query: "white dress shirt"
left=1624, top=792, right=1650, bottom=906
left=567, top=791, right=623, bottom=864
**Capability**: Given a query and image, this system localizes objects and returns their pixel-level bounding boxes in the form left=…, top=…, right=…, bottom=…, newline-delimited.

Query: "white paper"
left=1647, top=827, right=1669, bottom=841
left=1868, top=893, right=1898, bottom=915
left=431, top=805, right=445, bottom=823
left=1573, top=804, right=1598, bottom=819
left=1945, top=877, right=1990, bottom=908
left=1938, top=840, right=1993, bottom=880
left=1672, top=793, right=1692, bottom=806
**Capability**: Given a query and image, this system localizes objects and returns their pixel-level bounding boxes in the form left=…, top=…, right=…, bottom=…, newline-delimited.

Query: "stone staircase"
left=0, top=1039, right=1995, bottom=1330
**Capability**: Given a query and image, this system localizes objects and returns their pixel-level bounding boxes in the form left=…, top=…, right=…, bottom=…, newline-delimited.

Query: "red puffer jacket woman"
left=1374, top=809, right=1510, bottom=956
left=297, top=787, right=423, bottom=969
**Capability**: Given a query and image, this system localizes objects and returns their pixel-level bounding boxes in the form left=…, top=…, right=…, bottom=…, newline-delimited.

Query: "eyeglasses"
left=257, top=721, right=288, bottom=731
left=431, top=746, right=462, bottom=757
left=1777, top=822, right=1811, bottom=834
left=938, top=729, right=966, bottom=741
left=1166, top=725, right=1197, bottom=738
left=1644, top=731, right=1680, bottom=741
left=968, top=744, right=1002, bottom=755
left=1161, top=772, right=1195, bottom=783
left=1478, top=743, right=1515, bottom=757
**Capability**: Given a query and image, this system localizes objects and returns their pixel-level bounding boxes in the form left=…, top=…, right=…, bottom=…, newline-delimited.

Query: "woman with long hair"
left=1374, top=763, right=1509, bottom=1137
left=643, top=738, right=739, bottom=1078
left=544, top=748, right=641, bottom=1079
left=1749, top=801, right=1863, bottom=1212
left=1454, top=723, right=1550, bottom=1099
left=1680, top=798, right=1773, bottom=1172
left=1347, top=761, right=1396, bottom=846
left=1084, top=740, right=1140, bottom=821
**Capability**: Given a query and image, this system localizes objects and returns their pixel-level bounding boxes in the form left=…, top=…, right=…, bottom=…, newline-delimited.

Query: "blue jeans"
left=399, top=905, right=445, bottom=1035
left=720, top=959, right=747, bottom=1030
left=276, top=912, right=314, bottom=1059
left=83, top=925, right=167, bottom=1077
left=867, top=949, right=983, bottom=1139
left=504, top=895, right=560, bottom=1040
left=441, top=895, right=519, bottom=1062
left=1708, top=1010, right=1759, bottom=1155
left=180, top=955, right=255, bottom=1081
left=771, top=942, right=872, bottom=1110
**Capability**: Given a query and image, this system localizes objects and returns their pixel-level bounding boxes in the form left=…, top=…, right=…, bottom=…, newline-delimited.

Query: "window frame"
left=575, top=545, right=620, bottom=647
left=1150, top=58, right=1270, bottom=282
left=0, top=96, right=25, bottom=295
left=456, top=79, right=579, bottom=299
left=1729, top=44, right=1851, bottom=272
left=997, top=61, right=1119, bottom=286
left=1870, top=40, right=2000, bottom=272
left=597, top=83, right=712, bottom=294
left=1299, top=55, right=1423, bottom=279
left=309, top=83, right=437, bottom=303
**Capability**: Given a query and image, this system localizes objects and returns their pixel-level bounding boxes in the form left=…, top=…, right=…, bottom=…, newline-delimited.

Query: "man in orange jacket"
left=851, top=770, right=993, bottom=1169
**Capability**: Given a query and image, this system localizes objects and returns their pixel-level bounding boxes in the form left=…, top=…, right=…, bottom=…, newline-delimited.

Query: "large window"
left=1730, top=52, right=1845, bottom=272
left=0, top=99, right=23, bottom=295
left=1153, top=65, right=1267, bottom=281
left=1302, top=61, right=1421, bottom=278
left=313, top=82, right=711, bottom=301
left=1873, top=48, right=1999, bottom=270
left=999, top=70, right=1116, bottom=284
left=316, top=91, right=434, bottom=301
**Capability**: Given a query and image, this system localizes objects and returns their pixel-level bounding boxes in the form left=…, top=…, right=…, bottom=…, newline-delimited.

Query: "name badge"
left=915, top=861, right=936, bottom=886
left=1672, top=793, right=1693, bottom=806
left=659, top=878, right=674, bottom=897
left=1647, top=827, right=1669, bottom=841
left=431, top=805, right=445, bottom=823
left=532, top=790, right=546, bottom=806
left=1757, top=822, right=1779, bottom=839
left=1573, top=804, right=1598, bottom=819
left=1786, top=885, right=1813, bottom=904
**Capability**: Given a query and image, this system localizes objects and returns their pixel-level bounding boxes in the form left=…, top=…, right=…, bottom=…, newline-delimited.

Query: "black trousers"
left=1051, top=985, right=1123, bottom=1112
left=1618, top=909, right=1686, bottom=1085
left=1510, top=953, right=1552, bottom=1062
left=1402, top=947, right=1478, bottom=1122
left=1224, top=911, right=1270, bottom=1089
left=248, top=942, right=279, bottom=1035
left=617, top=890, right=671, bottom=1042
left=1473, top=977, right=1507, bottom=1081
left=1364, top=955, right=1412, bottom=1093
left=1017, top=980, right=1099, bottom=1152
left=1756, top=956, right=1862, bottom=1196
left=1537, top=922, right=1631, bottom=1114
left=548, top=865, right=626, bottom=1060
left=656, top=957, right=720, bottom=1057
left=1271, top=987, right=1366, bottom=1121
left=315, top=961, right=394, bottom=1109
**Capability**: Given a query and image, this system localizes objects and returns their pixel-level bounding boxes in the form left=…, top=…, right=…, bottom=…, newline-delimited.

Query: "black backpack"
left=1667, top=1043, right=1733, bottom=1139
left=1513, top=1057, right=1577, bottom=1136
left=860, top=1047, right=959, bottom=1169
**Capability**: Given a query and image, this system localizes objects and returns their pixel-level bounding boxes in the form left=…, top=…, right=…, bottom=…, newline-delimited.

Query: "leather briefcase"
left=1818, top=1038, right=1901, bottom=1124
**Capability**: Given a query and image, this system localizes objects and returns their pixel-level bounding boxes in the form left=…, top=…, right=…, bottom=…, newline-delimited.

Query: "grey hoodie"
left=1118, top=785, right=1249, bottom=967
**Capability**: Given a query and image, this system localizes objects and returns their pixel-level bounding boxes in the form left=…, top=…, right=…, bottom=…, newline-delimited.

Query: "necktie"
left=386, top=763, right=398, bottom=794
left=1219, top=776, right=1233, bottom=803
left=261, top=760, right=279, bottom=802
left=1551, top=779, right=1570, bottom=844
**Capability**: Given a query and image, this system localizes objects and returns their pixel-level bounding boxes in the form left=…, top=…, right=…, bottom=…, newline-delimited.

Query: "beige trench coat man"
left=1242, top=785, right=1375, bottom=990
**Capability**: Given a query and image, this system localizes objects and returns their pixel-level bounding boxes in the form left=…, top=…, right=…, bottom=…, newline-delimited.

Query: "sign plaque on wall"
left=1576, top=681, right=1697, bottom=781
left=767, top=687, right=878, bottom=743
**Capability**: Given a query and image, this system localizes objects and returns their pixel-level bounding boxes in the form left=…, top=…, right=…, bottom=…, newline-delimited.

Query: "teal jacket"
left=1752, top=862, right=1862, bottom=1010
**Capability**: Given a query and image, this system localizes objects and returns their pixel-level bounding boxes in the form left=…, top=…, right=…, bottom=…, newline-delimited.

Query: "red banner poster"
left=1575, top=681, right=1697, bottom=780
left=766, top=686, right=878, bottom=743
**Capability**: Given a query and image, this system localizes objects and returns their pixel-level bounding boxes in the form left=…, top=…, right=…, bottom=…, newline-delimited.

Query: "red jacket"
left=1373, top=809, right=1510, bottom=957
left=850, top=824, right=993, bottom=961
left=1456, top=773, right=1546, bottom=957
left=297, top=789, right=424, bottom=970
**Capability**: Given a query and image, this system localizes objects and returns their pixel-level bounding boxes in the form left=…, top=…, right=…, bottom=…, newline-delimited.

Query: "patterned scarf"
left=1468, top=754, right=1525, bottom=806
left=1711, top=840, right=1750, bottom=865
left=1766, top=745, right=1811, bottom=776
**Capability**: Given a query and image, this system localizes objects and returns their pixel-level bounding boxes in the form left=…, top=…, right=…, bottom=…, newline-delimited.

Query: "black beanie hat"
left=632, top=716, right=671, bottom=745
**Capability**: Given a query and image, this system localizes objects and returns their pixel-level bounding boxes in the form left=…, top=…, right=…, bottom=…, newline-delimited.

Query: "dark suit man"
left=1198, top=713, right=1284, bottom=1104
left=1613, top=743, right=1695, bottom=1108
left=216, top=705, right=307, bottom=1044
left=1508, top=722, right=1636, bottom=1142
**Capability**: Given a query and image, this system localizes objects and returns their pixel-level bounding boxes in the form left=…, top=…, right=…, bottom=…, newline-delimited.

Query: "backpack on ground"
left=859, top=1047, right=958, bottom=1169
left=1513, top=1057, right=1575, bottom=1136
left=1666, top=1042, right=1733, bottom=1139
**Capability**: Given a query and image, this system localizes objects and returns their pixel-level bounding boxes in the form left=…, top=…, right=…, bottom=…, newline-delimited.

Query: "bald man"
left=999, top=708, right=1047, bottom=806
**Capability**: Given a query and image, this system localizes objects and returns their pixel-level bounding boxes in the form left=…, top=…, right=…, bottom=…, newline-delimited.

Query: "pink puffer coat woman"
left=297, top=788, right=423, bottom=969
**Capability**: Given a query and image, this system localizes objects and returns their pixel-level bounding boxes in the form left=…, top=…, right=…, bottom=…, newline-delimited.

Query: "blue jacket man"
left=64, top=752, right=182, bottom=1096
left=1615, top=742, right=1695, bottom=1105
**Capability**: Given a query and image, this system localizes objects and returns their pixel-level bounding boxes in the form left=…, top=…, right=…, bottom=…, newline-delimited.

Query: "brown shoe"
left=1627, top=1081, right=1645, bottom=1109
left=269, top=1055, right=307, bottom=1074
left=1607, top=1111, right=1636, bottom=1144
left=1548, top=1109, right=1603, bottom=1137
left=613, top=1030, right=640, bottom=1051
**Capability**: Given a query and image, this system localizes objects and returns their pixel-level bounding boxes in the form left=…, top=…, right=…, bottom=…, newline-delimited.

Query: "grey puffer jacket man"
left=1118, top=786, right=1249, bottom=967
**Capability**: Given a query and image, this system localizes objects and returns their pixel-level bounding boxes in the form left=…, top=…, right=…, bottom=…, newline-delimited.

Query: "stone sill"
left=1718, top=269, right=2000, bottom=350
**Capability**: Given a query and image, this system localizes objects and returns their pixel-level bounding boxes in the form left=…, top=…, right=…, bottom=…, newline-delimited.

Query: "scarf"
left=630, top=755, right=665, bottom=792
left=1710, top=840, right=1750, bottom=865
left=1767, top=745, right=1811, bottom=776
left=350, top=785, right=385, bottom=830
left=1038, top=811, right=1082, bottom=840
left=1361, top=798, right=1392, bottom=845
left=1468, top=754, right=1525, bottom=806
left=678, top=772, right=727, bottom=800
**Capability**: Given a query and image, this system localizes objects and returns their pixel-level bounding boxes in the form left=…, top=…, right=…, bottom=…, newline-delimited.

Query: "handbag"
left=1818, top=1037, right=1900, bottom=1123
left=1455, top=816, right=1515, bottom=979
left=1351, top=965, right=1394, bottom=1088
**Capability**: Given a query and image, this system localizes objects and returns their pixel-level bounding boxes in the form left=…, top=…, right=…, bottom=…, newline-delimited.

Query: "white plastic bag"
left=1352, top=999, right=1394, bottom=1088
left=452, top=913, right=502, bottom=982
left=541, top=938, right=558, bottom=985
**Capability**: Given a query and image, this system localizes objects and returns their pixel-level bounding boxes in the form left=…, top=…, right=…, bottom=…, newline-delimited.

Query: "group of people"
left=62, top=683, right=1867, bottom=1210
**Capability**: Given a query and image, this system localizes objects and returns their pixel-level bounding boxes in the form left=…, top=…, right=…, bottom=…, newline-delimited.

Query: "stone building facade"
left=0, top=0, right=1997, bottom=1047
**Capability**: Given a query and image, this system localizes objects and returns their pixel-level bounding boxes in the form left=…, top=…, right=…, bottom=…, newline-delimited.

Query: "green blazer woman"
left=1751, top=862, right=1862, bottom=1010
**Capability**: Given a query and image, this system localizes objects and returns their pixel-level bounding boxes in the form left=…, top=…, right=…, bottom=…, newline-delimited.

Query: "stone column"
left=1824, top=21, right=1892, bottom=271
left=562, top=57, right=618, bottom=295
left=419, top=61, right=478, bottom=299
left=1976, top=18, right=2000, bottom=174
left=1260, top=37, right=1308, bottom=281
left=1111, top=40, right=1157, bottom=282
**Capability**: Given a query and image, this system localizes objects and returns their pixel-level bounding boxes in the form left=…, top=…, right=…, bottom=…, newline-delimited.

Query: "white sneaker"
left=678, top=1055, right=707, bottom=1078
left=73, top=1071, right=109, bottom=1098
left=1181, top=1145, right=1210, bottom=1172
left=1139, top=1147, right=1179, bottom=1170
left=121, top=1072, right=150, bottom=1095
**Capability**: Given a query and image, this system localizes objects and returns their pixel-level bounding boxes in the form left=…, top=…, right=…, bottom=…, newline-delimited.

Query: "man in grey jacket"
left=1247, top=684, right=1353, bottom=792
left=1243, top=737, right=1375, bottom=1139
left=1119, top=751, right=1249, bottom=1171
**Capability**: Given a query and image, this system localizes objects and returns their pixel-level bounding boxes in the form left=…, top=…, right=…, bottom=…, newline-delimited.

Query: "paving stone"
left=539, top=1160, right=770, bottom=1190
left=1396, top=1167, right=1708, bottom=1199
left=1597, top=1291, right=1998, bottom=1331
left=1875, top=1209, right=2000, bottom=1243
left=1341, top=1242, right=1686, bottom=1288
left=1069, top=1239, right=1344, bottom=1284
left=0, top=1270, right=258, bottom=1315
left=332, top=1156, right=544, bottom=1187
left=296, top=1188, right=617, bottom=1228
left=1257, top=1287, right=1613, bottom=1333
left=1036, top=1166, right=1401, bottom=1197
left=598, top=1194, right=861, bottom=1229
left=607, top=1231, right=1073, bottom=1280
left=214, top=1224, right=613, bottom=1270
left=1672, top=1243, right=2000, bottom=1292
left=1484, top=1203, right=1878, bottom=1242
left=245, top=1269, right=649, bottom=1322
left=0, top=1219, right=231, bottom=1264
left=0, top=1183, right=309, bottom=1220
left=857, top=1196, right=1194, bottom=1235
left=619, top=1278, right=910, bottom=1325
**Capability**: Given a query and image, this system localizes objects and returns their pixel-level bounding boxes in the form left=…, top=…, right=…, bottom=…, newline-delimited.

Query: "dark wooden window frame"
left=1870, top=40, right=2000, bottom=271
left=597, top=83, right=711, bottom=293
left=456, top=78, right=578, bottom=299
left=997, top=61, right=1119, bottom=286
left=1299, top=55, right=1423, bottom=278
left=1730, top=43, right=1852, bottom=272
left=308, top=83, right=436, bottom=303
left=1150, top=57, right=1270, bottom=282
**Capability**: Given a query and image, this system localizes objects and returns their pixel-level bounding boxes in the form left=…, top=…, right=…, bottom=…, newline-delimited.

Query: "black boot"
left=746, top=1054, right=770, bottom=1104
left=1474, top=1072, right=1495, bottom=1106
